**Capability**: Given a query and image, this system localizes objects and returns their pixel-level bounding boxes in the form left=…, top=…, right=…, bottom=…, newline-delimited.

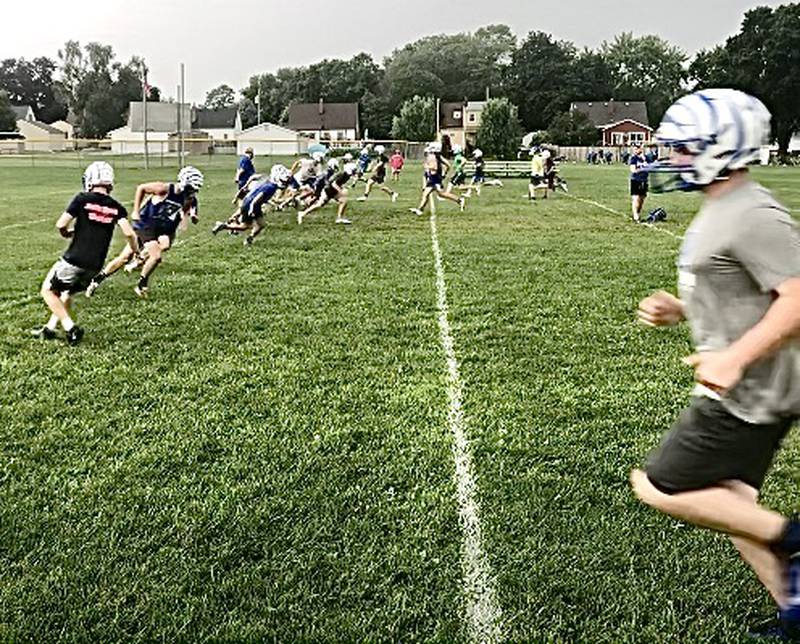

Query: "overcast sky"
left=2, top=0, right=786, bottom=104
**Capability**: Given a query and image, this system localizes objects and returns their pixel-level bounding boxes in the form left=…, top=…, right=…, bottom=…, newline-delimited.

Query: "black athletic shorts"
left=451, top=171, right=466, bottom=186
left=45, top=258, right=95, bottom=294
left=630, top=179, right=648, bottom=196
left=530, top=174, right=545, bottom=186
left=645, top=396, right=793, bottom=494
left=136, top=225, right=175, bottom=246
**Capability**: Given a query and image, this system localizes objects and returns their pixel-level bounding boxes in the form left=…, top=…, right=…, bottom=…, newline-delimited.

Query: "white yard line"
left=567, top=194, right=684, bottom=241
left=0, top=217, right=50, bottom=232
left=429, top=212, right=503, bottom=644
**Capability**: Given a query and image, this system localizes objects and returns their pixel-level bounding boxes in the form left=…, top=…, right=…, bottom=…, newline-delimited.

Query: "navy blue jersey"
left=629, top=154, right=648, bottom=183
left=242, top=181, right=279, bottom=214
left=358, top=151, right=371, bottom=171
left=238, top=155, right=255, bottom=187
left=136, top=184, right=195, bottom=233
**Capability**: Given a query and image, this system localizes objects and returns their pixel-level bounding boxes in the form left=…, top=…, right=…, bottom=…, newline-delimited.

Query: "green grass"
left=1, top=157, right=799, bottom=642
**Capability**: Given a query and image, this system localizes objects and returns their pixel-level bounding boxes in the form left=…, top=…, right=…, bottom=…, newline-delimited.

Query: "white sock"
left=61, top=317, right=75, bottom=332
left=46, top=315, right=59, bottom=331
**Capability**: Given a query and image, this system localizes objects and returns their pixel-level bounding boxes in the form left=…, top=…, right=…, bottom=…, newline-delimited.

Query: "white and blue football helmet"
left=647, top=88, right=771, bottom=193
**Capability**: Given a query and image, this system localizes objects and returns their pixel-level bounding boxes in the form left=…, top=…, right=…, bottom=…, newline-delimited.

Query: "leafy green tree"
left=602, top=33, right=686, bottom=125
left=0, top=90, right=17, bottom=131
left=383, top=24, right=515, bottom=111
left=204, top=84, right=236, bottom=110
left=569, top=49, right=615, bottom=101
left=506, top=31, right=577, bottom=131
left=546, top=110, right=598, bottom=145
left=0, top=57, right=67, bottom=122
left=476, top=98, right=522, bottom=158
left=390, top=95, right=435, bottom=142
left=690, top=4, right=800, bottom=155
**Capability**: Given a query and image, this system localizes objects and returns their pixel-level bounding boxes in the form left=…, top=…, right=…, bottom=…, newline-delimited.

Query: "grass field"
left=1, top=156, right=800, bottom=642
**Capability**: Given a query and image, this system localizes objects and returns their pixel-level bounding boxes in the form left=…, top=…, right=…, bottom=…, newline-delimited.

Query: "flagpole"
left=142, top=63, right=150, bottom=170
left=257, top=76, right=262, bottom=126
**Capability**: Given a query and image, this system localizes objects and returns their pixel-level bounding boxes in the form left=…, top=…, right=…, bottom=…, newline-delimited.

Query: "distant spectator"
left=586, top=149, right=593, bottom=164
left=645, top=144, right=658, bottom=164
left=390, top=149, right=404, bottom=181
left=629, top=145, right=648, bottom=223
left=621, top=150, right=631, bottom=164
left=605, top=150, right=613, bottom=164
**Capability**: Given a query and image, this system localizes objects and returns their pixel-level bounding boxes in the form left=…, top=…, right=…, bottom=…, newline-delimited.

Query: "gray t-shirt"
left=678, top=179, right=800, bottom=424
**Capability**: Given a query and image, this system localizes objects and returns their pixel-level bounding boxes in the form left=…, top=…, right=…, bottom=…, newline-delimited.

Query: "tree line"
left=1, top=4, right=798, bottom=153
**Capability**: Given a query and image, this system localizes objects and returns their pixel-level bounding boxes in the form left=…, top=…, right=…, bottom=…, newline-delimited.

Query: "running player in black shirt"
left=357, top=145, right=399, bottom=203
left=297, top=161, right=357, bottom=224
left=33, top=162, right=137, bottom=345
left=86, top=166, right=203, bottom=298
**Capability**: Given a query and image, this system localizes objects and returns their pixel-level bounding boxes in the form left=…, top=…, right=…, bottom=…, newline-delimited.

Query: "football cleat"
left=133, top=285, right=148, bottom=298
left=391, top=192, right=399, bottom=203
left=211, top=221, right=225, bottom=235
left=85, top=281, right=100, bottom=298
left=65, top=326, right=84, bottom=346
left=31, top=326, right=56, bottom=340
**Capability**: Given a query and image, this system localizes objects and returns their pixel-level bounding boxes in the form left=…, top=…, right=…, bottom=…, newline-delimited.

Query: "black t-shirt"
left=62, top=191, right=128, bottom=271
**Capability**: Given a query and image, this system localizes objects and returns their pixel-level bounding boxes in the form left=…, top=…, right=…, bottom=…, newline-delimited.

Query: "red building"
left=570, top=100, right=653, bottom=146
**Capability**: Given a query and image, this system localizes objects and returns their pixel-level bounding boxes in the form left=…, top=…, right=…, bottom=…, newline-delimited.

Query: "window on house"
left=468, top=114, right=476, bottom=123
left=453, top=110, right=462, bottom=120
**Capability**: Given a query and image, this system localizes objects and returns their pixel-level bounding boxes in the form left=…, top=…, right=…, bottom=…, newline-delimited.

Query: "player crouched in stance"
left=212, top=164, right=291, bottom=245
left=86, top=166, right=203, bottom=299
left=357, top=145, right=399, bottom=202
left=297, top=161, right=357, bottom=225
left=409, top=141, right=465, bottom=216
left=630, top=89, right=800, bottom=642
left=33, top=162, right=137, bottom=345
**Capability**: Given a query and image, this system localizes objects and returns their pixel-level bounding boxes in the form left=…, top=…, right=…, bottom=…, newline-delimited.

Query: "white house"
left=16, top=119, right=68, bottom=152
left=236, top=123, right=308, bottom=156
left=194, top=107, right=242, bottom=143
left=49, top=120, right=75, bottom=139
left=287, top=100, right=359, bottom=142
left=110, top=102, right=192, bottom=154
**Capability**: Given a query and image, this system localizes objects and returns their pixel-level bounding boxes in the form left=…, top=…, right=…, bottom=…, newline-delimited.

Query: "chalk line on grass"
left=0, top=218, right=50, bottom=232
left=567, top=194, right=684, bottom=241
left=429, top=212, right=503, bottom=644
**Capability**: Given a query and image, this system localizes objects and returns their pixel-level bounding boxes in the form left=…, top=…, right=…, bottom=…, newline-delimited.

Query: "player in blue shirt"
left=232, top=147, right=256, bottom=203
left=409, top=142, right=465, bottom=215
left=86, top=166, right=204, bottom=298
left=212, top=165, right=291, bottom=245
left=629, top=145, right=649, bottom=222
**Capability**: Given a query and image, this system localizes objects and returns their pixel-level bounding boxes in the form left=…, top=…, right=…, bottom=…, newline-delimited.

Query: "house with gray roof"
left=570, top=100, right=652, bottom=146
left=288, top=100, right=359, bottom=142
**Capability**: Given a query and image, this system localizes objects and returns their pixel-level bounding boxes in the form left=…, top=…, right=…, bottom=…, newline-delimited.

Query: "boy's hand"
left=638, top=290, right=684, bottom=327
left=682, top=351, right=744, bottom=394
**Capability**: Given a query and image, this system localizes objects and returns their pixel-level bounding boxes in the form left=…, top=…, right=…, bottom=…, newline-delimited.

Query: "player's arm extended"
left=132, top=182, right=169, bottom=221
left=117, top=218, right=139, bottom=255
left=55, top=212, right=75, bottom=238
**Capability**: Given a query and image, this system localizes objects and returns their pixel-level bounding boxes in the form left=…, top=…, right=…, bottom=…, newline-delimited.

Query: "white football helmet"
left=270, top=164, right=291, bottom=185
left=327, top=158, right=340, bottom=170
left=178, top=166, right=204, bottom=191
left=649, top=88, right=771, bottom=192
left=429, top=141, right=442, bottom=153
left=452, top=144, right=462, bottom=155
left=343, top=162, right=358, bottom=175
left=374, top=145, right=385, bottom=155
left=82, top=161, right=115, bottom=191
left=473, top=148, right=483, bottom=158
left=343, top=153, right=354, bottom=162
left=312, top=151, right=326, bottom=162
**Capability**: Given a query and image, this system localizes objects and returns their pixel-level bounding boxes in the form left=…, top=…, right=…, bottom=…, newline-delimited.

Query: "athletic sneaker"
left=244, top=236, right=253, bottom=246
left=124, top=258, right=140, bottom=273
left=459, top=197, right=466, bottom=212
left=335, top=218, right=352, bottom=225
left=391, top=192, right=399, bottom=203
left=356, top=196, right=368, bottom=202
left=409, top=208, right=423, bottom=216
left=211, top=221, right=226, bottom=235
left=31, top=326, right=56, bottom=340
left=85, top=280, right=100, bottom=297
left=297, top=211, right=305, bottom=225
left=133, top=285, right=148, bottom=299
left=65, top=326, right=84, bottom=346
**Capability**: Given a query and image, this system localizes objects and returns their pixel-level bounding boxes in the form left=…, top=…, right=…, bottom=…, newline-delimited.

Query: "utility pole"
left=142, top=62, right=149, bottom=169
left=179, top=63, right=186, bottom=163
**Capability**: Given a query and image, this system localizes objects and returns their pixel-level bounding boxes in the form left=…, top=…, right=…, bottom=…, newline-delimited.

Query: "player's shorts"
left=451, top=171, right=466, bottom=186
left=239, top=201, right=265, bottom=224
left=426, top=173, right=443, bottom=189
left=630, top=179, right=649, bottom=196
left=45, top=258, right=95, bottom=294
left=371, top=171, right=386, bottom=185
left=136, top=224, right=175, bottom=246
left=529, top=174, right=545, bottom=186
left=324, top=185, right=345, bottom=201
left=473, top=170, right=485, bottom=183
left=645, top=396, right=793, bottom=493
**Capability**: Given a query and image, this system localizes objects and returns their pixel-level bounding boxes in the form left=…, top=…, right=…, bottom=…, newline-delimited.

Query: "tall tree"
left=0, top=90, right=17, bottom=131
left=204, top=84, right=236, bottom=110
left=391, top=95, right=436, bottom=142
left=690, top=4, right=800, bottom=155
left=546, top=110, right=598, bottom=145
left=476, top=98, right=522, bottom=159
left=601, top=33, right=687, bottom=125
left=506, top=31, right=576, bottom=131
left=383, top=25, right=515, bottom=112
left=0, top=57, right=67, bottom=122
